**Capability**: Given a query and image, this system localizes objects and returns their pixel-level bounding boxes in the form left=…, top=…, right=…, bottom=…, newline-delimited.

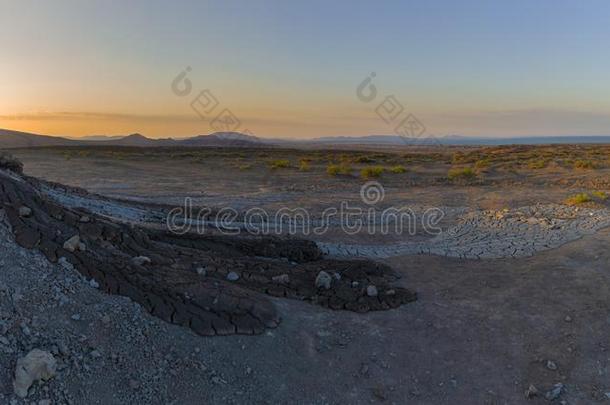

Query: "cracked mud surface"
left=37, top=179, right=610, bottom=261
left=321, top=204, right=610, bottom=259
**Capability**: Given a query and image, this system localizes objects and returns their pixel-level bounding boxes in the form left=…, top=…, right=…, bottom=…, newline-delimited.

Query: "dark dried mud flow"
left=0, top=154, right=415, bottom=337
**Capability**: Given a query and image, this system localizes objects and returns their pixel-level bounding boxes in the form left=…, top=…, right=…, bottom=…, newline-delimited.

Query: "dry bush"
left=361, top=166, right=384, bottom=179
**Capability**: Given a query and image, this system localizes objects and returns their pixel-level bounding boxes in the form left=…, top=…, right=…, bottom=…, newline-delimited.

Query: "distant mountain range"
left=1, top=128, right=610, bottom=149
left=0, top=129, right=266, bottom=149
left=307, top=134, right=610, bottom=145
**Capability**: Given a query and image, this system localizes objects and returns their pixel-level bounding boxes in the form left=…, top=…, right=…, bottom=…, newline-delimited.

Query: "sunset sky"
left=1, top=0, right=609, bottom=139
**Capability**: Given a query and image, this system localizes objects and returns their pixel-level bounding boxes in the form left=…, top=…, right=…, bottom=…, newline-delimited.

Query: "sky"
left=1, top=0, right=609, bottom=139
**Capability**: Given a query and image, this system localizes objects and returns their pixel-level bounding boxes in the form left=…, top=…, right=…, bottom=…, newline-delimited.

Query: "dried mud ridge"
left=0, top=155, right=415, bottom=337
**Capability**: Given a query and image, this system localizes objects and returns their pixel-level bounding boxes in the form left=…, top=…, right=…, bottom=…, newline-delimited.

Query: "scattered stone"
left=546, top=360, right=558, bottom=371
left=272, top=274, right=290, bottom=285
left=315, top=271, right=332, bottom=290
left=351, top=281, right=359, bottom=288
left=366, top=285, right=378, bottom=297
left=18, top=206, right=32, bottom=218
left=89, top=279, right=99, bottom=289
left=63, top=235, right=82, bottom=252
left=131, top=256, right=151, bottom=266
left=564, top=315, right=572, bottom=322
left=545, top=383, right=564, bottom=401
left=525, top=384, right=538, bottom=398
left=79, top=215, right=91, bottom=223
left=13, top=349, right=57, bottom=398
left=71, top=314, right=81, bottom=321
left=196, top=267, right=206, bottom=276
left=226, top=272, right=240, bottom=281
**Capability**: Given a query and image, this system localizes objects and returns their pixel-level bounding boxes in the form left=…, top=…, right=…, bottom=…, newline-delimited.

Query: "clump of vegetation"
left=448, top=167, right=476, bottom=180
left=389, top=165, right=407, bottom=174
left=238, top=164, right=252, bottom=171
left=299, top=158, right=311, bottom=171
left=565, top=193, right=592, bottom=205
left=451, top=152, right=467, bottom=165
left=591, top=191, right=608, bottom=200
left=573, top=159, right=595, bottom=169
left=269, top=159, right=290, bottom=169
left=527, top=159, right=548, bottom=170
left=327, top=163, right=352, bottom=176
left=353, top=155, right=376, bottom=164
left=474, top=159, right=490, bottom=170
left=360, top=166, right=384, bottom=179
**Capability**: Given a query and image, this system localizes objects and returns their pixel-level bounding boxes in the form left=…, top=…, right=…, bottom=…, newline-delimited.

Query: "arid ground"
left=1, top=145, right=610, bottom=404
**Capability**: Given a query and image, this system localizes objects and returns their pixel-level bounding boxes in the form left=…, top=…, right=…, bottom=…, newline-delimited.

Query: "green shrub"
left=448, top=167, right=476, bottom=180
left=574, top=160, right=595, bottom=169
left=565, top=193, right=592, bottom=205
left=591, top=191, right=608, bottom=200
left=327, top=163, right=352, bottom=176
left=389, top=165, right=407, bottom=174
left=353, top=155, right=376, bottom=164
left=474, top=159, right=490, bottom=169
left=269, top=159, right=290, bottom=169
left=527, top=159, right=547, bottom=169
left=361, top=166, right=384, bottom=179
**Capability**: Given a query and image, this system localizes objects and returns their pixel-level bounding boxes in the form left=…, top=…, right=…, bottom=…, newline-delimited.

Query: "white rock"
left=13, top=349, right=57, bottom=398
left=545, top=383, right=564, bottom=401
left=131, top=256, right=151, bottom=266
left=315, top=271, right=332, bottom=290
left=18, top=206, right=32, bottom=218
left=525, top=384, right=538, bottom=398
left=366, top=285, right=378, bottom=297
left=63, top=235, right=81, bottom=252
left=226, top=272, right=240, bottom=281
left=89, top=279, right=99, bottom=289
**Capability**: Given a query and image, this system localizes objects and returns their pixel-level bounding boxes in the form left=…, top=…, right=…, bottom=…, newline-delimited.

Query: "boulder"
left=13, top=349, right=57, bottom=398
left=18, top=206, right=32, bottom=218
left=315, top=271, right=332, bottom=290
left=63, top=235, right=82, bottom=252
